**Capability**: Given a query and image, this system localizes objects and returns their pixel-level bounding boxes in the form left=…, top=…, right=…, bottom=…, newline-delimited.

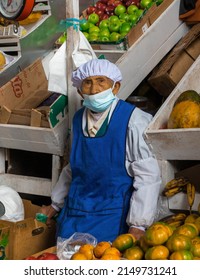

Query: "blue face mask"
left=82, top=87, right=117, bottom=113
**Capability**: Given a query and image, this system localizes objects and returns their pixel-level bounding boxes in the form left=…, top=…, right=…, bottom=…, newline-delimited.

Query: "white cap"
left=71, top=58, right=122, bottom=89
left=0, top=185, right=24, bottom=222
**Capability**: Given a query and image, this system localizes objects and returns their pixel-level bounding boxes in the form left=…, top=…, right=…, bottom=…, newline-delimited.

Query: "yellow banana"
left=162, top=186, right=183, bottom=197
left=165, top=177, right=189, bottom=190
left=161, top=213, right=186, bottom=224
left=186, top=183, right=195, bottom=214
left=167, top=220, right=184, bottom=228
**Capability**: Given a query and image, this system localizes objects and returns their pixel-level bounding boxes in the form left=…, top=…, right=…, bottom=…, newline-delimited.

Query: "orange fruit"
left=191, top=236, right=200, bottom=258
left=93, top=241, right=111, bottom=259
left=123, top=245, right=144, bottom=260
left=70, top=252, right=88, bottom=260
left=112, top=233, right=134, bottom=252
left=169, top=250, right=193, bottom=260
left=102, top=247, right=121, bottom=257
left=78, top=244, right=94, bottom=260
left=139, top=235, right=150, bottom=252
left=184, top=214, right=199, bottom=224
left=100, top=253, right=121, bottom=260
left=145, top=222, right=171, bottom=246
left=175, top=223, right=199, bottom=238
left=145, top=245, right=169, bottom=260
left=166, top=234, right=192, bottom=252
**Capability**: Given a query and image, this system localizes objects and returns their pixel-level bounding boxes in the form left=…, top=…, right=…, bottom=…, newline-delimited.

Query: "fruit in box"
left=167, top=90, right=200, bottom=129
left=80, top=0, right=152, bottom=42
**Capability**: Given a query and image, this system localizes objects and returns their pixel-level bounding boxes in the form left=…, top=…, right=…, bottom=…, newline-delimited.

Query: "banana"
left=186, top=183, right=195, bottom=214
left=165, top=177, right=189, bottom=190
left=167, top=220, right=184, bottom=228
left=162, top=186, right=184, bottom=197
left=161, top=213, right=187, bottom=224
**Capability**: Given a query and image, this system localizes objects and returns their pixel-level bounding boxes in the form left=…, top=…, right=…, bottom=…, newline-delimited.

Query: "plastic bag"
left=57, top=232, right=97, bottom=260
left=72, top=31, right=97, bottom=70
left=48, top=42, right=67, bottom=95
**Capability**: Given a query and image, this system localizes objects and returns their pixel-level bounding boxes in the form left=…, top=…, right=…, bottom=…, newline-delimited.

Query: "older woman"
left=42, top=59, right=161, bottom=242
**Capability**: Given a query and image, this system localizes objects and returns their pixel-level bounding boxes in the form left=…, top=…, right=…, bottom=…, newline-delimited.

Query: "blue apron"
left=56, top=100, right=136, bottom=242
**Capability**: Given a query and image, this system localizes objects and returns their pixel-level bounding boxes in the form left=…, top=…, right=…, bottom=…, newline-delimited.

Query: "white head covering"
left=71, top=58, right=122, bottom=89
left=0, top=185, right=24, bottom=222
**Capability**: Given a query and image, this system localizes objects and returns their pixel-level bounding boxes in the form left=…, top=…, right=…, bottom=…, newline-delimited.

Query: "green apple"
left=119, top=22, right=131, bottom=34
left=99, top=28, right=110, bottom=37
left=80, top=20, right=90, bottom=32
left=140, top=0, right=153, bottom=9
left=119, top=13, right=130, bottom=22
left=88, top=13, right=99, bottom=24
left=136, top=9, right=145, bottom=18
left=99, top=19, right=109, bottom=29
left=127, top=4, right=139, bottom=15
left=88, top=26, right=100, bottom=34
left=108, top=20, right=121, bottom=32
left=88, top=22, right=95, bottom=28
left=109, top=15, right=120, bottom=23
left=109, top=32, right=121, bottom=42
left=82, top=32, right=89, bottom=40
left=99, top=36, right=110, bottom=42
left=114, top=4, right=126, bottom=16
left=128, top=13, right=139, bottom=26
left=119, top=32, right=128, bottom=40
left=88, top=32, right=99, bottom=42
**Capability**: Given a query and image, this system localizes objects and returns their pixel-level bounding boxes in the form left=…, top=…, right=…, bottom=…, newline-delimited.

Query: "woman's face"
left=79, top=75, right=120, bottom=97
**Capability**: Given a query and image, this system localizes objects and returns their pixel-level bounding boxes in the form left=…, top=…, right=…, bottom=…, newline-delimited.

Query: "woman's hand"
left=128, top=227, right=145, bottom=240
left=41, top=205, right=58, bottom=227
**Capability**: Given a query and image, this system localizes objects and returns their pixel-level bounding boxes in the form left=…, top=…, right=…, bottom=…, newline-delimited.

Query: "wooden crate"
left=145, top=55, right=200, bottom=160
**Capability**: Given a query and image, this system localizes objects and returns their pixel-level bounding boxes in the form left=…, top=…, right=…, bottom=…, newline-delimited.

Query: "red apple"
left=95, top=9, right=105, bottom=18
left=124, top=0, right=140, bottom=7
left=86, top=6, right=96, bottom=15
left=37, top=252, right=59, bottom=260
left=100, top=0, right=110, bottom=3
left=95, top=1, right=107, bottom=11
left=105, top=5, right=115, bottom=15
left=101, top=13, right=109, bottom=19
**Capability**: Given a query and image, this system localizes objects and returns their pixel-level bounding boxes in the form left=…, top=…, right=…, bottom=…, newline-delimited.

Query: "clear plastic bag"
left=57, top=232, right=97, bottom=260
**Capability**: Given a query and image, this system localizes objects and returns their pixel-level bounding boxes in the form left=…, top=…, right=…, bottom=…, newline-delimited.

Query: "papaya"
left=167, top=90, right=200, bottom=129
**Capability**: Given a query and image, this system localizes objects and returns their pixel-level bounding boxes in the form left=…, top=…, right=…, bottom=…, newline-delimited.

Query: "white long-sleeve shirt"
left=51, top=98, right=162, bottom=229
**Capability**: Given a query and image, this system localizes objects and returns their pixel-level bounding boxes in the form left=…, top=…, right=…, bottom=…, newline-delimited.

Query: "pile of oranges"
left=70, top=213, right=200, bottom=260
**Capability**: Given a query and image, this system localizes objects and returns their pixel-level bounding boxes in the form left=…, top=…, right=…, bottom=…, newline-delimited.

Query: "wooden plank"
left=0, top=174, right=52, bottom=196
left=0, top=114, right=68, bottom=155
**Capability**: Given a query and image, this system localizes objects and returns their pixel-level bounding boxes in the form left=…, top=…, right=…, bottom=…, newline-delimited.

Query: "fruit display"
left=167, top=90, right=200, bottom=129
left=68, top=214, right=200, bottom=260
left=80, top=0, right=163, bottom=42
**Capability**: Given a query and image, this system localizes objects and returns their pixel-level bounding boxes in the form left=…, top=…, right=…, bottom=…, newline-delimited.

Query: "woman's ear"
left=78, top=89, right=84, bottom=98
left=112, top=82, right=121, bottom=95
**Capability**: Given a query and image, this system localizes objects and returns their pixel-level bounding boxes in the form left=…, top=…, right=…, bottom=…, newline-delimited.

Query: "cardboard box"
left=0, top=59, right=50, bottom=110
left=145, top=54, right=200, bottom=160
left=148, top=23, right=200, bottom=97
left=0, top=199, right=56, bottom=260
left=0, top=224, right=10, bottom=260
left=168, top=164, right=200, bottom=212
left=0, top=59, right=68, bottom=128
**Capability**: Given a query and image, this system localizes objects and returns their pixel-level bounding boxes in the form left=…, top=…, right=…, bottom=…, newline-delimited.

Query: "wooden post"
left=66, top=0, right=82, bottom=146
